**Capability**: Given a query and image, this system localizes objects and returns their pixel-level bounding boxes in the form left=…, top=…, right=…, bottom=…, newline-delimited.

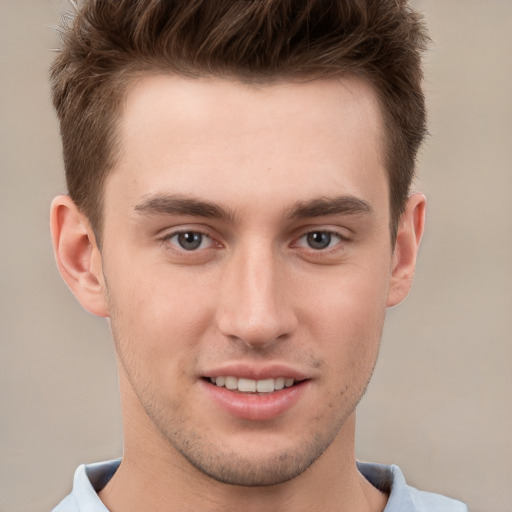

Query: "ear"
left=50, top=195, right=109, bottom=317
left=387, top=193, right=426, bottom=307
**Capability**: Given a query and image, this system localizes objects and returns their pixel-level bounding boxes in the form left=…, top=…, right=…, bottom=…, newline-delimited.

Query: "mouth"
left=201, top=371, right=310, bottom=420
left=206, top=376, right=300, bottom=394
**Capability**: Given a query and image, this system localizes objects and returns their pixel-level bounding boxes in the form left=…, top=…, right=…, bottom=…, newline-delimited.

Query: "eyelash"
left=160, top=228, right=349, bottom=255
left=161, top=229, right=217, bottom=252
left=294, top=230, right=348, bottom=251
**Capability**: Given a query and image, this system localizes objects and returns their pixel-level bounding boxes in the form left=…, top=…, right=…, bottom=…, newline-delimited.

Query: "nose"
left=215, top=242, right=298, bottom=349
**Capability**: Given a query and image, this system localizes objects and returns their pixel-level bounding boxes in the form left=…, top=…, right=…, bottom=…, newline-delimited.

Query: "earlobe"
left=50, top=195, right=109, bottom=317
left=387, top=193, right=426, bottom=307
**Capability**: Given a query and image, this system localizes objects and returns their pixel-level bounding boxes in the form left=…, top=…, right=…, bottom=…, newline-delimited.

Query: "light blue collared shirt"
left=52, top=459, right=468, bottom=511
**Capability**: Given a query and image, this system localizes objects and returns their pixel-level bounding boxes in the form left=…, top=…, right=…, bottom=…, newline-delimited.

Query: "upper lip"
left=202, top=363, right=310, bottom=381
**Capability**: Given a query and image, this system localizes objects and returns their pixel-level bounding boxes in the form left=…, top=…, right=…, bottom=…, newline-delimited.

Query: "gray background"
left=1, top=1, right=511, bottom=511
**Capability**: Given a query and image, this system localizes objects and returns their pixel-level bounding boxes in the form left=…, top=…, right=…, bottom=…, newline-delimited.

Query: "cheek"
left=105, top=263, right=216, bottom=362
left=298, top=263, right=389, bottom=373
left=301, top=260, right=389, bottom=331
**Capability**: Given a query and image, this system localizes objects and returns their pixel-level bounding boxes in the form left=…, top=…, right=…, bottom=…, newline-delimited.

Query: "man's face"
left=100, top=75, right=395, bottom=485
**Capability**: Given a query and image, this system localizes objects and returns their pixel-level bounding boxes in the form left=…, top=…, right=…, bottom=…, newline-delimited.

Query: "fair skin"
left=51, top=75, right=425, bottom=512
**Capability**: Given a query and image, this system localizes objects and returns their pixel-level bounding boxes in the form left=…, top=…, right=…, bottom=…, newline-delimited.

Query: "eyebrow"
left=286, top=195, right=373, bottom=219
left=133, top=193, right=373, bottom=223
left=134, top=194, right=235, bottom=221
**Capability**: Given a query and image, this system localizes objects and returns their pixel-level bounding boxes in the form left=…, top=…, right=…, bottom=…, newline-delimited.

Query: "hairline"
left=90, top=68, right=402, bottom=248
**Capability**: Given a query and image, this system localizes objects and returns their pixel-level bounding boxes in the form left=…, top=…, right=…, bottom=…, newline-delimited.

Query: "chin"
left=180, top=448, right=321, bottom=487
left=162, top=418, right=346, bottom=487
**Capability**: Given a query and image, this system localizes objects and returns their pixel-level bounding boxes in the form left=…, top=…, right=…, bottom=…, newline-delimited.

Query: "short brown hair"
left=50, top=0, right=428, bottom=241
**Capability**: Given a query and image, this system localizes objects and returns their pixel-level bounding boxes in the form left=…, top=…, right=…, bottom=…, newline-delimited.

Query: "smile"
left=203, top=375, right=309, bottom=421
left=209, top=376, right=295, bottom=393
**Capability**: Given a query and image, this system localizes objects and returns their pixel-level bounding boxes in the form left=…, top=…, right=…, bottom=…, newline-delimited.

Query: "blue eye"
left=307, top=232, right=333, bottom=249
left=178, top=232, right=202, bottom=250
left=168, top=231, right=210, bottom=251
left=297, top=231, right=343, bottom=250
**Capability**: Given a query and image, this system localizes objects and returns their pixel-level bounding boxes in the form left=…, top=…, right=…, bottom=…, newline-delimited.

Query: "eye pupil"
left=307, top=232, right=331, bottom=249
left=177, top=232, right=202, bottom=250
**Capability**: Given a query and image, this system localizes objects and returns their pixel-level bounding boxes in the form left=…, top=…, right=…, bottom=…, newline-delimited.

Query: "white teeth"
left=225, top=376, right=238, bottom=390
left=210, top=376, right=296, bottom=393
left=274, top=377, right=285, bottom=390
left=256, top=378, right=274, bottom=393
left=238, top=378, right=257, bottom=392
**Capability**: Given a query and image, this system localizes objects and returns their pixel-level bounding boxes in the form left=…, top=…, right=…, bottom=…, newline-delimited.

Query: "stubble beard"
left=107, top=296, right=379, bottom=488
left=132, top=382, right=358, bottom=487
left=115, top=350, right=374, bottom=488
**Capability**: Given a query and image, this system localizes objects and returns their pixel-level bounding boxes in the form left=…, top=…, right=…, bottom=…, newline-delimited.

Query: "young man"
left=49, top=1, right=467, bottom=511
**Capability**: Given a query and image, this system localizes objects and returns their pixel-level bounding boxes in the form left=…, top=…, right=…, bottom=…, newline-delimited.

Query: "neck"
left=99, top=413, right=387, bottom=512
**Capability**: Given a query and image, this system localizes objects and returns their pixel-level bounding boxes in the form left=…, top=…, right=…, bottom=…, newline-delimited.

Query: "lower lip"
left=201, top=380, right=309, bottom=421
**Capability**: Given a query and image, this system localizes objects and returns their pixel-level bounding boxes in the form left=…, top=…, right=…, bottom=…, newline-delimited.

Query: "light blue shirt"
left=52, top=459, right=468, bottom=511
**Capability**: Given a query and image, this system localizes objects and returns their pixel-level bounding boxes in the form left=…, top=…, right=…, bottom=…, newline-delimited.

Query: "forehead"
left=107, top=74, right=388, bottom=219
